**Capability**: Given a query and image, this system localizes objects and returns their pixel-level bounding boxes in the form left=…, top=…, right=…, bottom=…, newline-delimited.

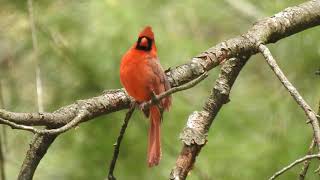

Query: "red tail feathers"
left=148, top=105, right=161, bottom=167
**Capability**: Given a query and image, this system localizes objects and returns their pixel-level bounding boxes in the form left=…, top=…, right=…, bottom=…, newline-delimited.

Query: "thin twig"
left=107, top=104, right=135, bottom=180
left=35, top=109, right=87, bottom=135
left=0, top=118, right=38, bottom=133
left=142, top=72, right=208, bottom=109
left=314, top=162, right=320, bottom=175
left=299, top=139, right=315, bottom=180
left=0, top=108, right=87, bottom=135
left=315, top=165, right=320, bottom=174
left=27, top=0, right=44, bottom=112
left=269, top=154, right=320, bottom=180
left=299, top=99, right=320, bottom=179
left=258, top=44, right=320, bottom=150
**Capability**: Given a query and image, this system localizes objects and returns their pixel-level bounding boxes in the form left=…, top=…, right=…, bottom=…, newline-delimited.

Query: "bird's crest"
left=138, top=26, right=154, bottom=40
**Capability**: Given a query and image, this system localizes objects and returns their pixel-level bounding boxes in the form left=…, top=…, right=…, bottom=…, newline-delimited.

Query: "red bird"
left=120, top=26, right=171, bottom=167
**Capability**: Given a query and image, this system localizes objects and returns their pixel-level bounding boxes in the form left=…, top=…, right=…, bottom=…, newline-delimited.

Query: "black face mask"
left=136, top=36, right=153, bottom=51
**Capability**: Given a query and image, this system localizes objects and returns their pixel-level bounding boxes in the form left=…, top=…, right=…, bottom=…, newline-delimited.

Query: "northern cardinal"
left=120, top=26, right=171, bottom=167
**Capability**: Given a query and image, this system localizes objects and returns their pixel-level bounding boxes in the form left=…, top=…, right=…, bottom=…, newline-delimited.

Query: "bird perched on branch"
left=120, top=26, right=171, bottom=167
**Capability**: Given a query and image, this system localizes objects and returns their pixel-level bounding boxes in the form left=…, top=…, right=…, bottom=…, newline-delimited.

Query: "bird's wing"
left=147, top=57, right=172, bottom=110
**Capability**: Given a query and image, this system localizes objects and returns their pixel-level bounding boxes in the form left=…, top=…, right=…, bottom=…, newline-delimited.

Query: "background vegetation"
left=0, top=0, right=319, bottom=179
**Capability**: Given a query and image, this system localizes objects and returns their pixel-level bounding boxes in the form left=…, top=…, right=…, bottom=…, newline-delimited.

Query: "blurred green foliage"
left=0, top=0, right=319, bottom=179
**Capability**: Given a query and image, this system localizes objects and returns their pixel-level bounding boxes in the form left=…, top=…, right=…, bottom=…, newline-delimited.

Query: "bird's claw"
left=139, top=102, right=147, bottom=110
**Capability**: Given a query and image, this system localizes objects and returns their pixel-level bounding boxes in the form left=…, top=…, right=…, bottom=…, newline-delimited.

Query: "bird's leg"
left=140, top=91, right=159, bottom=110
left=131, top=100, right=139, bottom=109
left=150, top=92, right=164, bottom=120
left=138, top=101, right=150, bottom=117
left=139, top=91, right=164, bottom=118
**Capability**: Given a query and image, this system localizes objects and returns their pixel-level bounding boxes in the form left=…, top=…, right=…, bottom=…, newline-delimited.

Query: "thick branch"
left=18, top=133, right=57, bottom=180
left=170, top=57, right=249, bottom=179
left=0, top=89, right=131, bottom=126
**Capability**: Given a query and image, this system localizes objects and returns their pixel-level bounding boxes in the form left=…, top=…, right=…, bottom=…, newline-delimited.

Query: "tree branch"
left=18, top=133, right=57, bottom=180
left=258, top=44, right=320, bottom=149
left=107, top=105, right=135, bottom=180
left=269, top=154, right=320, bottom=180
left=0, top=89, right=131, bottom=126
left=170, top=56, right=249, bottom=179
left=299, top=99, right=320, bottom=179
left=0, top=118, right=40, bottom=133
left=299, top=139, right=315, bottom=180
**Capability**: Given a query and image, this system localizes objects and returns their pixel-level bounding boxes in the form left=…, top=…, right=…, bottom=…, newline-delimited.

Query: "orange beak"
left=140, top=37, right=149, bottom=48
